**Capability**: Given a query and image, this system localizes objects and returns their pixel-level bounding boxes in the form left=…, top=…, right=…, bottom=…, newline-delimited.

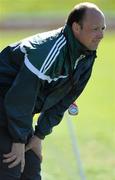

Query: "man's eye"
left=93, top=26, right=105, bottom=31
left=102, top=26, right=106, bottom=31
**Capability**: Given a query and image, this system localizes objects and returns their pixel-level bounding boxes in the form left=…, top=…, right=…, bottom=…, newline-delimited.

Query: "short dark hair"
left=66, top=6, right=87, bottom=27
left=66, top=2, right=100, bottom=27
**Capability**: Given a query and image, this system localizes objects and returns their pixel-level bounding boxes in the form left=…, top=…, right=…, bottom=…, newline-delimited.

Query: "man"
left=0, top=2, right=106, bottom=180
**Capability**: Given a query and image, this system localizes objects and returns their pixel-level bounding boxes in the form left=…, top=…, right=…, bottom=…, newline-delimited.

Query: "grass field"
left=0, top=0, right=115, bottom=20
left=0, top=30, right=115, bottom=180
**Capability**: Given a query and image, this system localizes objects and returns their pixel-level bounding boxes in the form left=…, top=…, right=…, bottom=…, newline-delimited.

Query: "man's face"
left=73, top=9, right=106, bottom=50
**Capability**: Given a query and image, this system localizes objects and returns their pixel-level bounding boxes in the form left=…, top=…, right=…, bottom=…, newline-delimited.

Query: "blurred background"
left=0, top=0, right=115, bottom=180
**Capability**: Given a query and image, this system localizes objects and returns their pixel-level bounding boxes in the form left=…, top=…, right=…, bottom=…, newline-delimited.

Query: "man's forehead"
left=85, top=8, right=104, bottom=20
left=83, top=9, right=105, bottom=25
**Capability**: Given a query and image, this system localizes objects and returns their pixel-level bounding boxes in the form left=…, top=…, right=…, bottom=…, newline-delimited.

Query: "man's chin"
left=88, top=45, right=98, bottom=51
left=84, top=43, right=98, bottom=51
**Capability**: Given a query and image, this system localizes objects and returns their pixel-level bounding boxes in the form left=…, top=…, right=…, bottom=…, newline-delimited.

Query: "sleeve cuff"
left=34, top=127, right=45, bottom=140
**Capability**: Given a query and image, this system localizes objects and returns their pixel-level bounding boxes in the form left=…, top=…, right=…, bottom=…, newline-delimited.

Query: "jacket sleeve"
left=4, top=63, right=41, bottom=143
left=35, top=64, right=94, bottom=139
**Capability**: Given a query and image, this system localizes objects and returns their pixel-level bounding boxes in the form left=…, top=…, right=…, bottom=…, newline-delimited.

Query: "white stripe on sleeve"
left=40, top=35, right=66, bottom=73
left=24, top=56, right=68, bottom=83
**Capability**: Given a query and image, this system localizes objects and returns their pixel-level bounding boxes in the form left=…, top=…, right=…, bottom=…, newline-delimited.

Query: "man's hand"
left=25, top=135, right=42, bottom=162
left=3, top=143, right=25, bottom=172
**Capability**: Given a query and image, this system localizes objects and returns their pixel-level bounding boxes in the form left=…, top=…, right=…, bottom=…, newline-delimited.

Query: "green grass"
left=0, top=0, right=115, bottom=20
left=0, top=30, right=115, bottom=179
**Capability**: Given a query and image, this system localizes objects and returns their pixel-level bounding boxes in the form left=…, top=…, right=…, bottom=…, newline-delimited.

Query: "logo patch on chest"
left=74, top=54, right=86, bottom=69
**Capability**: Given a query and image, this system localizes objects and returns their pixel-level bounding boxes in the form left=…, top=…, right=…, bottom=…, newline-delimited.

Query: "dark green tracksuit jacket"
left=0, top=25, right=97, bottom=143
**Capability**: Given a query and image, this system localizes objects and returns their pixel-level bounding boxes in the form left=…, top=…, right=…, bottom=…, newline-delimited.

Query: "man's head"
left=67, top=2, right=106, bottom=50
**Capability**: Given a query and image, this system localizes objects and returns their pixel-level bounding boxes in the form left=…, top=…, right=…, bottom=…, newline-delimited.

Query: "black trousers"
left=0, top=128, right=41, bottom=180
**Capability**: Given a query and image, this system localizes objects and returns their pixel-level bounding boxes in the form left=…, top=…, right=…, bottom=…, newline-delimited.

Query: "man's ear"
left=72, top=22, right=81, bottom=35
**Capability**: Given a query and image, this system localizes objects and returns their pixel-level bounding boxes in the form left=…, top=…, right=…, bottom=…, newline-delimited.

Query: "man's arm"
left=35, top=64, right=94, bottom=139
left=4, top=63, right=40, bottom=143
left=3, top=62, right=42, bottom=170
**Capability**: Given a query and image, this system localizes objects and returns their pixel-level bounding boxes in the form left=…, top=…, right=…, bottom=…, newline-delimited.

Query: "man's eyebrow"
left=92, top=24, right=106, bottom=29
